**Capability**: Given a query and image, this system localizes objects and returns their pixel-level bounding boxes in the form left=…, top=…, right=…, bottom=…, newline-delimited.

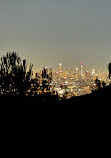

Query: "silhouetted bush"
left=0, top=52, right=33, bottom=96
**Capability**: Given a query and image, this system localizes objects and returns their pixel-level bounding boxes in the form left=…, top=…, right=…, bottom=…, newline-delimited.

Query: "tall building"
left=97, top=70, right=101, bottom=80
left=59, top=63, right=62, bottom=72
left=85, top=70, right=91, bottom=79
left=59, top=63, right=63, bottom=77
left=80, top=62, right=83, bottom=76
left=92, top=69, right=95, bottom=75
left=64, top=69, right=68, bottom=78
left=74, top=66, right=79, bottom=79
left=92, top=69, right=96, bottom=80
left=49, top=67, right=52, bottom=81
left=69, top=69, right=74, bottom=78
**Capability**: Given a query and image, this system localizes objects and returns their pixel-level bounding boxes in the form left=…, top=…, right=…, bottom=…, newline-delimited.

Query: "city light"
left=59, top=63, right=62, bottom=66
left=58, top=90, right=64, bottom=95
left=0, top=52, right=109, bottom=99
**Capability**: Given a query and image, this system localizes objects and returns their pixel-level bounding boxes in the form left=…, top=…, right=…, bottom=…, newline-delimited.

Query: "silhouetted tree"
left=108, top=62, right=111, bottom=79
left=29, top=77, right=40, bottom=96
left=102, top=81, right=106, bottom=88
left=95, top=78, right=101, bottom=89
left=41, top=67, right=52, bottom=92
left=0, top=52, right=33, bottom=96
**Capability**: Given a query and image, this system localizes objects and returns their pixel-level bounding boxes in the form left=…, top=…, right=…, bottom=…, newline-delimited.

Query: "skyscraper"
left=80, top=62, right=83, bottom=76
left=92, top=69, right=95, bottom=75
left=92, top=69, right=96, bottom=80
left=74, top=66, right=79, bottom=79
left=64, top=69, right=68, bottom=78
left=59, top=63, right=63, bottom=77
left=59, top=63, right=62, bottom=72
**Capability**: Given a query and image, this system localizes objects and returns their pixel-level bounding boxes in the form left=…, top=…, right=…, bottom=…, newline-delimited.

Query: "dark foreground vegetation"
left=0, top=85, right=111, bottom=105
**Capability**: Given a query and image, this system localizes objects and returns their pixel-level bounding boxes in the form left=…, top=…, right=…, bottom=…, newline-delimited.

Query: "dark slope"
left=0, top=86, right=111, bottom=106
left=65, top=86, right=111, bottom=105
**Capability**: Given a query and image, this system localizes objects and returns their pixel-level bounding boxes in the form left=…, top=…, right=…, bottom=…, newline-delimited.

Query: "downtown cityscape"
left=0, top=52, right=109, bottom=100
left=29, top=62, right=108, bottom=99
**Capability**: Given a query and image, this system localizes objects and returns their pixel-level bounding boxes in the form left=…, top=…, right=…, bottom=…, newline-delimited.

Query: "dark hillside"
left=0, top=85, right=111, bottom=106
left=65, top=86, right=111, bottom=105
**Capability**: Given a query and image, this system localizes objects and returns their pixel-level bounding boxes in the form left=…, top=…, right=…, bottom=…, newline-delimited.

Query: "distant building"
left=69, top=69, right=74, bottom=78
left=85, top=71, right=91, bottom=79
left=74, top=66, right=79, bottom=79
left=92, top=69, right=95, bottom=75
left=80, top=62, right=83, bottom=76
left=59, top=63, right=63, bottom=77
left=92, top=69, right=96, bottom=80
left=64, top=69, right=68, bottom=78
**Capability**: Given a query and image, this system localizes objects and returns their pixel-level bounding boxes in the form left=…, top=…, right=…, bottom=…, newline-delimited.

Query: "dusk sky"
left=0, top=0, right=111, bottom=72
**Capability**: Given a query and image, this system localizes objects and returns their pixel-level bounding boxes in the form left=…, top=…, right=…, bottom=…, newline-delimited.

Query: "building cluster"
left=0, top=59, right=108, bottom=98
left=32, top=63, right=108, bottom=99
left=0, top=52, right=110, bottom=98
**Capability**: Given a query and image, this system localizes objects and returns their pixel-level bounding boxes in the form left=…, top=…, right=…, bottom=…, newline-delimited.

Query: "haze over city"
left=0, top=0, right=111, bottom=72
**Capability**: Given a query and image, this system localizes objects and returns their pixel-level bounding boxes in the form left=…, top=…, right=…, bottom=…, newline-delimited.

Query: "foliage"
left=0, top=52, right=33, bottom=96
left=108, top=62, right=111, bottom=79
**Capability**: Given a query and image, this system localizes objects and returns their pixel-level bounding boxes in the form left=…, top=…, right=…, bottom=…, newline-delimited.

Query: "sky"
left=0, top=0, right=111, bottom=73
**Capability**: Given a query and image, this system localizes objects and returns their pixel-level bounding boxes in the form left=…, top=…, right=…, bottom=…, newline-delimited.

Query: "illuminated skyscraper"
left=80, top=62, right=83, bottom=76
left=69, top=69, right=74, bottom=78
left=74, top=66, right=79, bottom=79
left=97, top=70, right=101, bottom=80
left=59, top=63, right=62, bottom=72
left=76, top=66, right=78, bottom=73
left=85, top=70, right=91, bottom=79
left=64, top=69, right=68, bottom=78
left=59, top=63, right=63, bottom=77
left=92, top=69, right=96, bottom=80
left=92, top=69, right=95, bottom=75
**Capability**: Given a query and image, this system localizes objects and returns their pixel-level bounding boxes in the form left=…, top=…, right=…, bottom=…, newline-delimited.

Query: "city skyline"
left=0, top=0, right=111, bottom=73
left=0, top=51, right=109, bottom=99
left=34, top=62, right=108, bottom=75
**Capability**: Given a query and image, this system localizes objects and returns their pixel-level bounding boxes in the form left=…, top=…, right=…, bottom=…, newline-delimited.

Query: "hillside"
left=0, top=85, right=111, bottom=105
left=64, top=86, right=111, bottom=105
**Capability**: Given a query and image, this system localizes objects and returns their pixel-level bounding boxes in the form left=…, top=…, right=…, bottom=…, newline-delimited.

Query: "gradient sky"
left=0, top=0, right=111, bottom=73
